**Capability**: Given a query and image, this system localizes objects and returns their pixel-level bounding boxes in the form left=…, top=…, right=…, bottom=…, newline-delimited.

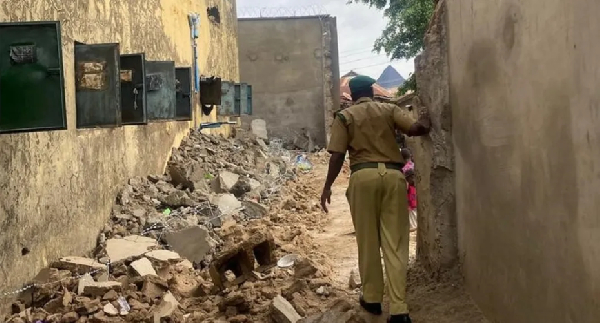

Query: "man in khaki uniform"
left=320, top=76, right=430, bottom=323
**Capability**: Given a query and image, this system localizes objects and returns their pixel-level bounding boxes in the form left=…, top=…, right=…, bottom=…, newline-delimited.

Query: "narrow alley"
left=0, top=132, right=487, bottom=322
left=2, top=0, right=600, bottom=322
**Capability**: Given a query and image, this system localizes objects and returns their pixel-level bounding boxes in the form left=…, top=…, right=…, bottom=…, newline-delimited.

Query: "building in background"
left=238, top=12, right=340, bottom=149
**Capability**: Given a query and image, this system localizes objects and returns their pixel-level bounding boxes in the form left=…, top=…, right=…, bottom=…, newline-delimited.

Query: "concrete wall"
left=447, top=0, right=600, bottom=321
left=238, top=16, right=340, bottom=147
left=0, top=0, right=239, bottom=294
left=412, top=0, right=457, bottom=273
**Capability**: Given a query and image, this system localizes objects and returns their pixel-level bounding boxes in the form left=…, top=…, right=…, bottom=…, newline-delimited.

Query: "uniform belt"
left=350, top=162, right=405, bottom=174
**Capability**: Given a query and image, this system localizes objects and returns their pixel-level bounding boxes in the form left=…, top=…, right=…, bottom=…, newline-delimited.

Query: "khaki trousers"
left=347, top=163, right=410, bottom=315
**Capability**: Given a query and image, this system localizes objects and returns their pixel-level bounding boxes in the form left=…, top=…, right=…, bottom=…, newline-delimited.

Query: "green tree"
left=350, top=0, right=435, bottom=93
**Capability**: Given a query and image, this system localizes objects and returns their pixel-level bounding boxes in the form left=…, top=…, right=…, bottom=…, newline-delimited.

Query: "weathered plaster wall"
left=238, top=16, right=339, bottom=147
left=412, top=0, right=457, bottom=273
left=447, top=0, right=600, bottom=321
left=0, top=0, right=239, bottom=294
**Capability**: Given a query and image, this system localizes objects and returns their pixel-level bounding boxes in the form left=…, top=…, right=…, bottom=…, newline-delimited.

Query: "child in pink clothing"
left=401, top=148, right=414, bottom=173
left=404, top=169, right=417, bottom=232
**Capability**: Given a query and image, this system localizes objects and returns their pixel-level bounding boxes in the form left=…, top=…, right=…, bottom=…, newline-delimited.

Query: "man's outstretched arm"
left=324, top=152, right=345, bottom=190
left=394, top=106, right=432, bottom=137
left=321, top=152, right=345, bottom=213
left=321, top=114, right=349, bottom=212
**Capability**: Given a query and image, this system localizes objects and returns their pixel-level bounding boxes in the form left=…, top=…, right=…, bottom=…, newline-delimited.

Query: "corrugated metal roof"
left=340, top=75, right=393, bottom=99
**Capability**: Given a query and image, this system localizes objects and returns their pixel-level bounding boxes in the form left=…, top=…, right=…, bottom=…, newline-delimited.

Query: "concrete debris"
left=294, top=258, right=318, bottom=278
left=163, top=226, right=211, bottom=264
left=53, top=257, right=106, bottom=274
left=145, top=249, right=181, bottom=262
left=105, top=235, right=157, bottom=262
left=251, top=119, right=268, bottom=140
left=5, top=132, right=341, bottom=323
left=130, top=257, right=157, bottom=277
left=78, top=273, right=95, bottom=295
left=103, top=303, right=119, bottom=316
left=82, top=281, right=122, bottom=297
left=212, top=171, right=240, bottom=193
left=271, top=295, right=302, bottom=323
left=212, top=193, right=243, bottom=217
left=153, top=292, right=179, bottom=322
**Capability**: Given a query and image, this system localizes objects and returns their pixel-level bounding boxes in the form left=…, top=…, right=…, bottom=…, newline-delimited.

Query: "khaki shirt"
left=327, top=98, right=415, bottom=166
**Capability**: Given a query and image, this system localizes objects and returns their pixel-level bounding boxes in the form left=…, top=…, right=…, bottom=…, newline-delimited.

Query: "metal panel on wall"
left=145, top=61, right=176, bottom=120
left=175, top=67, right=192, bottom=120
left=0, top=21, right=66, bottom=133
left=120, top=53, right=147, bottom=125
left=234, top=83, right=247, bottom=116
left=75, top=42, right=121, bottom=128
left=244, top=84, right=253, bottom=115
left=218, top=81, right=237, bottom=116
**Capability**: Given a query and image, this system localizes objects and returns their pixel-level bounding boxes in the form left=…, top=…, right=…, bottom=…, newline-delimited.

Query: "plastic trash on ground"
left=277, top=254, right=299, bottom=268
left=294, top=154, right=313, bottom=171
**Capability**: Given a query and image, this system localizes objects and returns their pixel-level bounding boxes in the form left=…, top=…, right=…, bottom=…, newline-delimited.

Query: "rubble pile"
left=3, top=130, right=362, bottom=323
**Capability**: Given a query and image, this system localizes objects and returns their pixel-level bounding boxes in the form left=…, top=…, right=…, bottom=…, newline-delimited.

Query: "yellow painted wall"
left=0, top=0, right=239, bottom=294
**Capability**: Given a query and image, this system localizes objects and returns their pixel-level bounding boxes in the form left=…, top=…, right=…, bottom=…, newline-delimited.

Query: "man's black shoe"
left=388, top=314, right=412, bottom=323
left=359, top=296, right=382, bottom=315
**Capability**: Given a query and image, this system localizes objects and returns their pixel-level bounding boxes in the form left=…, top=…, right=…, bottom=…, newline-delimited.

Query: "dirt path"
left=309, top=161, right=488, bottom=323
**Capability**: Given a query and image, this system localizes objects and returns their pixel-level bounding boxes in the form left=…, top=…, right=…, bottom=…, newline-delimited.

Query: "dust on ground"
left=307, top=154, right=488, bottom=323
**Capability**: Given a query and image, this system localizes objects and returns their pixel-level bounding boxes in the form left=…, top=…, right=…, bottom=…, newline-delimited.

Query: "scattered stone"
left=103, top=303, right=119, bottom=316
left=102, top=290, right=119, bottom=301
left=294, top=258, right=318, bottom=278
left=145, top=250, right=181, bottom=262
left=153, top=292, right=179, bottom=322
left=212, top=171, right=240, bottom=193
left=212, top=194, right=243, bottom=217
left=242, top=200, right=268, bottom=219
left=106, top=235, right=157, bottom=262
left=62, top=312, right=79, bottom=322
left=141, top=275, right=169, bottom=299
left=78, top=274, right=95, bottom=295
left=316, top=286, right=329, bottom=296
left=130, top=257, right=157, bottom=277
left=82, top=281, right=122, bottom=297
left=219, top=292, right=250, bottom=313
left=53, top=257, right=106, bottom=275
left=163, top=226, right=211, bottom=264
left=349, top=269, right=361, bottom=289
left=282, top=280, right=307, bottom=300
left=271, top=295, right=302, bottom=323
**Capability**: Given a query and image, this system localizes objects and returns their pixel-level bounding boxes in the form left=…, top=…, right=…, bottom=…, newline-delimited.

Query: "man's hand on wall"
left=417, top=107, right=432, bottom=130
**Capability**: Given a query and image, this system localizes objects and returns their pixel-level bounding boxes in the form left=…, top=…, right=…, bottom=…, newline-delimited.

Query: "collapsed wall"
left=1, top=131, right=348, bottom=322
left=410, top=0, right=458, bottom=272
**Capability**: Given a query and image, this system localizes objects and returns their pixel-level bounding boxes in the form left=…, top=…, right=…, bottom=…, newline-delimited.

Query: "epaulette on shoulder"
left=334, top=111, right=348, bottom=125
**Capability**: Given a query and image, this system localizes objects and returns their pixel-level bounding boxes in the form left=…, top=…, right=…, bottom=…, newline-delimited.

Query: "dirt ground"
left=306, top=157, right=489, bottom=323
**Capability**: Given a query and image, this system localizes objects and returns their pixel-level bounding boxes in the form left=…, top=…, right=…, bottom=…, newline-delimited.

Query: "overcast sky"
left=236, top=0, right=415, bottom=81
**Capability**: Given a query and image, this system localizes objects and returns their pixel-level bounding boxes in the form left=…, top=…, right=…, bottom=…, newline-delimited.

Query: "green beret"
left=349, top=75, right=377, bottom=93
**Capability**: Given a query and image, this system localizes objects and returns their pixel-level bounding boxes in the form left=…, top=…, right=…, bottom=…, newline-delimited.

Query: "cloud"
left=236, top=0, right=415, bottom=80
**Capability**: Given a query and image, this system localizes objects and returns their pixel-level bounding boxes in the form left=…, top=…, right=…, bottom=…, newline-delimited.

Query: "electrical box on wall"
left=74, top=42, right=121, bottom=128
left=175, top=67, right=192, bottom=121
left=218, top=81, right=237, bottom=116
left=0, top=21, right=66, bottom=133
left=234, top=83, right=247, bottom=115
left=199, top=76, right=222, bottom=106
left=145, top=61, right=176, bottom=121
left=120, top=53, right=147, bottom=125
left=244, top=84, right=253, bottom=115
